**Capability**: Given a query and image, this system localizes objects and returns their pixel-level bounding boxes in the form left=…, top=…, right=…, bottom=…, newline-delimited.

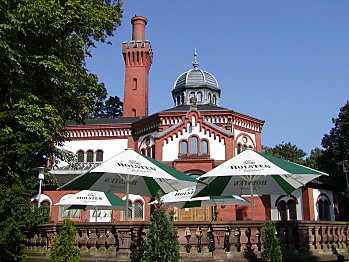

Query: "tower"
left=122, top=16, right=153, bottom=117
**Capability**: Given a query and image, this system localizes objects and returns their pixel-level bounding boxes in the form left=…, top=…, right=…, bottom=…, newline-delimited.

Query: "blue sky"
left=87, top=1, right=349, bottom=155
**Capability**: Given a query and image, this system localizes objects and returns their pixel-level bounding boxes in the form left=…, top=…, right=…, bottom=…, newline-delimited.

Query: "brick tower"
left=122, top=16, right=153, bottom=117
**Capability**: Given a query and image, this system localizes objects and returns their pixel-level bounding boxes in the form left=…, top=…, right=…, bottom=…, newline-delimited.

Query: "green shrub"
left=50, top=219, right=80, bottom=262
left=261, top=220, right=282, bottom=262
left=141, top=201, right=181, bottom=262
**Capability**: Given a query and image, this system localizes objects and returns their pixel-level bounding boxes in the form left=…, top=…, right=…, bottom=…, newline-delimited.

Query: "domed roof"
left=173, top=51, right=219, bottom=91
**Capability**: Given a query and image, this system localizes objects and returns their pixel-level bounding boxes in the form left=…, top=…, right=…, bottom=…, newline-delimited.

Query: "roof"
left=160, top=104, right=231, bottom=113
left=66, top=116, right=144, bottom=126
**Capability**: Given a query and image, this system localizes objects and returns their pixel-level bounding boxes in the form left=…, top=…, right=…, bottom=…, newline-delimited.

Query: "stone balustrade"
left=23, top=221, right=349, bottom=261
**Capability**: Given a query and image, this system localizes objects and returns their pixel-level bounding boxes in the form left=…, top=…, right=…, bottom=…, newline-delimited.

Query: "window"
left=60, top=207, right=80, bottom=219
left=96, top=150, right=103, bottom=162
left=77, top=150, right=84, bottom=162
left=133, top=78, right=137, bottom=90
left=127, top=202, right=133, bottom=219
left=277, top=200, right=287, bottom=221
left=134, top=201, right=143, bottom=218
left=318, top=198, right=331, bottom=221
left=180, top=141, right=188, bottom=156
left=197, top=92, right=202, bottom=101
left=208, top=93, right=212, bottom=103
left=277, top=198, right=297, bottom=221
left=213, top=95, right=217, bottom=104
left=237, top=144, right=242, bottom=154
left=189, top=136, right=198, bottom=156
left=132, top=108, right=136, bottom=117
left=180, top=138, right=209, bottom=157
left=177, top=96, right=181, bottom=105
left=201, top=140, right=208, bottom=156
left=190, top=92, right=195, bottom=98
left=151, top=145, right=155, bottom=159
left=86, top=150, right=94, bottom=162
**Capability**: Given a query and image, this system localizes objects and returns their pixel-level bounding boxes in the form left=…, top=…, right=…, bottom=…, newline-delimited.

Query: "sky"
left=86, top=1, right=349, bottom=155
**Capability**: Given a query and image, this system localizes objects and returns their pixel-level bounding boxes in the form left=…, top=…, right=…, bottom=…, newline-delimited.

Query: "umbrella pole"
left=125, top=175, right=130, bottom=222
left=250, top=180, right=255, bottom=220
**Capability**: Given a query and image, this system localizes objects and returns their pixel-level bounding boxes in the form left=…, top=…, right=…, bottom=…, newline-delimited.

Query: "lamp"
left=33, top=167, right=46, bottom=208
left=337, top=160, right=349, bottom=202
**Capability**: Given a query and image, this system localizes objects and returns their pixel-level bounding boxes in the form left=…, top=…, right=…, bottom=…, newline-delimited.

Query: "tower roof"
left=173, top=50, right=219, bottom=92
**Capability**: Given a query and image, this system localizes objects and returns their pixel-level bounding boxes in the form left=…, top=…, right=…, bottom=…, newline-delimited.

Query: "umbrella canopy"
left=55, top=190, right=126, bottom=210
left=156, top=186, right=248, bottom=208
left=193, top=149, right=329, bottom=220
left=55, top=190, right=126, bottom=222
left=58, top=148, right=198, bottom=220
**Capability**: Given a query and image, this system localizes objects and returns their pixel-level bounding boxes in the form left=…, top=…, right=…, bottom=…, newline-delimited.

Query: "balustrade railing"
left=24, top=221, right=349, bottom=261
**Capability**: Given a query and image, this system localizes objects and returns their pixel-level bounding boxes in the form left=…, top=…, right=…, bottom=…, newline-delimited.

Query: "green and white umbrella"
left=155, top=186, right=248, bottom=208
left=54, top=190, right=126, bottom=222
left=193, top=149, right=329, bottom=220
left=59, top=148, right=198, bottom=221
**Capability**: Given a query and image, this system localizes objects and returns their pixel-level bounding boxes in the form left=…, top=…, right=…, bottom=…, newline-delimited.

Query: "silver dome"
left=172, top=50, right=221, bottom=107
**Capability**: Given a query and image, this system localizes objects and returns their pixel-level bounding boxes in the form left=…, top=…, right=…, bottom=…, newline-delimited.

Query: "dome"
left=173, top=68, right=219, bottom=91
left=172, top=50, right=221, bottom=107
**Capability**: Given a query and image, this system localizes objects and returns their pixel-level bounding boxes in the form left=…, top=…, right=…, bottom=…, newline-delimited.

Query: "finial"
left=192, top=48, right=200, bottom=70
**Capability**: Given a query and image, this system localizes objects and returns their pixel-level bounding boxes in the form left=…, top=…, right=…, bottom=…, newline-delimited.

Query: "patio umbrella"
left=193, top=149, right=329, bottom=220
left=54, top=190, right=126, bottom=222
left=58, top=148, right=198, bottom=221
left=152, top=186, right=249, bottom=220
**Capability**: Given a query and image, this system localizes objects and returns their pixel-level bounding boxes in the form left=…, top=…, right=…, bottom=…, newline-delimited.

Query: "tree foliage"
left=0, top=0, right=123, bottom=259
left=261, top=220, right=282, bottom=262
left=316, top=100, right=349, bottom=219
left=50, top=219, right=80, bottom=262
left=141, top=201, right=181, bottom=262
left=92, top=95, right=123, bottom=118
left=0, top=184, right=50, bottom=261
left=262, top=142, right=307, bottom=165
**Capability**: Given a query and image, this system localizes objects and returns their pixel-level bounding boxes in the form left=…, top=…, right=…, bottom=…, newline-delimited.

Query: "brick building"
left=37, top=16, right=335, bottom=223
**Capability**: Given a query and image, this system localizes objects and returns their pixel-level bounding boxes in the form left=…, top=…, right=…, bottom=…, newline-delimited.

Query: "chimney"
left=131, top=16, right=147, bottom=41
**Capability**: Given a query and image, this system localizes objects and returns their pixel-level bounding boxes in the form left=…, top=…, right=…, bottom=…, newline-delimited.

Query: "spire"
left=192, top=48, right=200, bottom=70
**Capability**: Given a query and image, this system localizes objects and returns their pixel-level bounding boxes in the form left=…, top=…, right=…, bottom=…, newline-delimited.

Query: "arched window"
left=146, top=147, right=151, bottom=157
left=86, top=150, right=94, bottom=163
left=134, top=200, right=144, bottom=219
left=181, top=94, right=184, bottom=104
left=318, top=199, right=331, bottom=221
left=190, top=92, right=195, bottom=98
left=287, top=199, right=297, bottom=220
left=208, top=93, right=212, bottom=103
left=197, top=92, right=203, bottom=101
left=201, top=140, right=208, bottom=156
left=324, top=199, right=331, bottom=220
left=132, top=109, right=136, bottom=117
left=151, top=145, right=155, bottom=159
left=133, top=78, right=137, bottom=90
left=77, top=150, right=84, bottom=162
left=141, top=148, right=146, bottom=155
left=96, top=150, right=103, bottom=162
left=180, top=141, right=188, bottom=156
left=277, top=200, right=287, bottom=221
left=213, top=95, right=217, bottom=104
left=189, top=136, right=198, bottom=156
left=177, top=96, right=181, bottom=105
left=127, top=202, right=133, bottom=219
left=317, top=195, right=331, bottom=221
left=237, top=144, right=242, bottom=154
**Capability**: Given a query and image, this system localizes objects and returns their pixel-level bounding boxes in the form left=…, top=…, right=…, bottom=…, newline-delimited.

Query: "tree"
left=50, top=219, right=80, bottom=262
left=260, top=220, right=282, bottom=262
left=262, top=142, right=307, bottom=165
left=0, top=184, right=50, bottom=261
left=141, top=201, right=181, bottom=262
left=92, top=95, right=123, bottom=118
left=0, top=0, right=123, bottom=259
left=316, top=100, right=349, bottom=219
